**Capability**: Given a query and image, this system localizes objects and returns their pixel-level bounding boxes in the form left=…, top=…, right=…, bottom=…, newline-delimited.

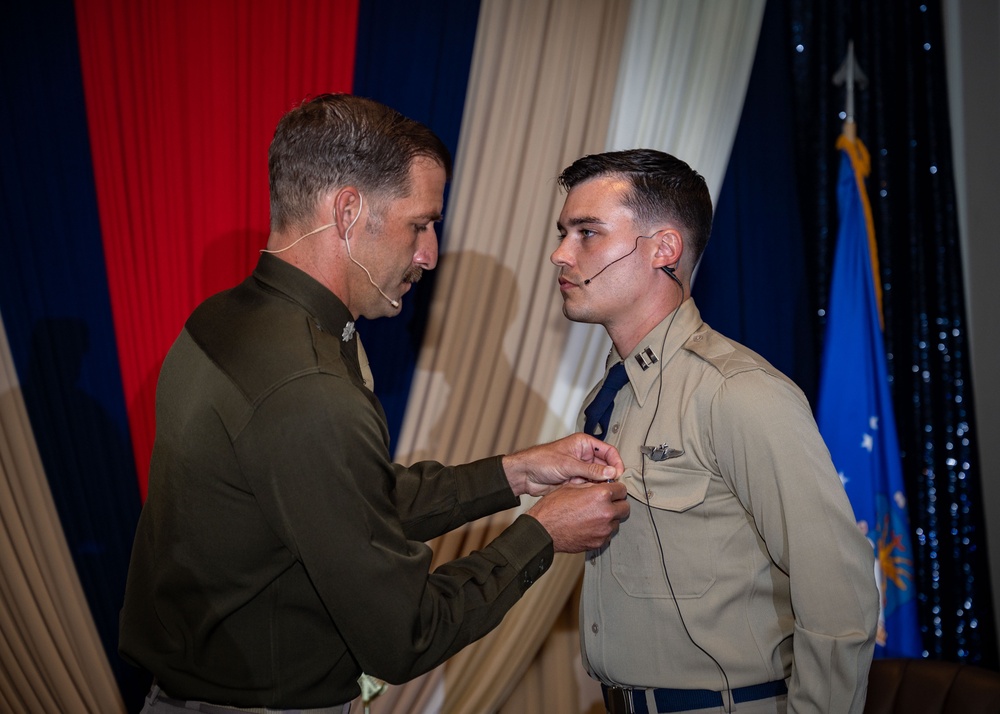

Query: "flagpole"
left=833, top=40, right=868, bottom=141
left=833, top=41, right=883, bottom=323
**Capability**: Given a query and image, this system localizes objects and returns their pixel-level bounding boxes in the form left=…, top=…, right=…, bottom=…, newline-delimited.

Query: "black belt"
left=602, top=679, right=787, bottom=713
left=147, top=683, right=349, bottom=714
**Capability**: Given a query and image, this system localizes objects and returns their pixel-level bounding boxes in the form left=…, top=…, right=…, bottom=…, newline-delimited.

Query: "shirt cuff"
left=456, top=455, right=521, bottom=522
left=488, top=513, right=554, bottom=592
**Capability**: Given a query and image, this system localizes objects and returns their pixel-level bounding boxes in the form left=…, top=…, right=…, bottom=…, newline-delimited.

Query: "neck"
left=608, top=292, right=687, bottom=358
left=265, top=227, right=357, bottom=317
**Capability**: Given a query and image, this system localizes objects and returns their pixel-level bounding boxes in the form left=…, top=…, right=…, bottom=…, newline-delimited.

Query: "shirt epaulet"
left=681, top=327, right=765, bottom=379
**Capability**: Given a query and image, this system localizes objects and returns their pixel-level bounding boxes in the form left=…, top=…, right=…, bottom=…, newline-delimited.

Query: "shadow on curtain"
left=392, top=2, right=631, bottom=709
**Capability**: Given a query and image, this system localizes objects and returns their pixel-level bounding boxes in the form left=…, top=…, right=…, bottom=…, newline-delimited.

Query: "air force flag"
left=817, top=133, right=922, bottom=657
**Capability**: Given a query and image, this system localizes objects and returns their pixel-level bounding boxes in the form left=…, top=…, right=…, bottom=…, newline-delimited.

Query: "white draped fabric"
left=548, top=0, right=767, bottom=441
left=608, top=0, right=767, bottom=196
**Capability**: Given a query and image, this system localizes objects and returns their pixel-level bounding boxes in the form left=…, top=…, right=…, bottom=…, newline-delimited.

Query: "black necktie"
left=583, top=362, right=628, bottom=440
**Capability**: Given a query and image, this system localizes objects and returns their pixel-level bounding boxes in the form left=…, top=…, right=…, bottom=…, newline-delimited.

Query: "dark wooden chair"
left=864, top=658, right=1000, bottom=714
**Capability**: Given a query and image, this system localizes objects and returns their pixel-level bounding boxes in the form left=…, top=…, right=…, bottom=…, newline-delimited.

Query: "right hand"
left=502, top=434, right=625, bottom=497
left=526, top=481, right=630, bottom=553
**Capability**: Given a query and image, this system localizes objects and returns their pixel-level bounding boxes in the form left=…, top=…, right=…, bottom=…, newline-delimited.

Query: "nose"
left=415, top=225, right=438, bottom=270
left=551, top=239, right=573, bottom=268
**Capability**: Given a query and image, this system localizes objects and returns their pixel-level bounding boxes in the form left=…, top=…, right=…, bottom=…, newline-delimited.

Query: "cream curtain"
left=0, top=311, right=124, bottom=714
left=385, top=1, right=766, bottom=712
left=383, top=1, right=631, bottom=712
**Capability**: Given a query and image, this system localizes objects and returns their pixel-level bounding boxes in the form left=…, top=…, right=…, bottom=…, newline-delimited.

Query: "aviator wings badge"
left=640, top=443, right=684, bottom=462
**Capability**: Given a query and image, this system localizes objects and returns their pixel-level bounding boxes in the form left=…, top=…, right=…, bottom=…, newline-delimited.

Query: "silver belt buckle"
left=605, top=686, right=635, bottom=714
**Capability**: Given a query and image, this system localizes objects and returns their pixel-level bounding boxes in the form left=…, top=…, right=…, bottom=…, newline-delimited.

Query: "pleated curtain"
left=73, top=0, right=359, bottom=501
left=393, top=2, right=765, bottom=712
left=0, top=311, right=124, bottom=714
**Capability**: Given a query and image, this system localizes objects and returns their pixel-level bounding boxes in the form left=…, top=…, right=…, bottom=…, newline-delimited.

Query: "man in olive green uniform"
left=119, top=95, right=630, bottom=713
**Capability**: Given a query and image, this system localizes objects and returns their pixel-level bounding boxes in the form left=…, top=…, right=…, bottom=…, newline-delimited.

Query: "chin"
left=562, top=303, right=597, bottom=325
left=360, top=301, right=396, bottom=320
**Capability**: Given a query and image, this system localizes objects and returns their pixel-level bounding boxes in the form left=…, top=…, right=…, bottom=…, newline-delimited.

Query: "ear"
left=650, top=228, right=683, bottom=272
left=331, top=187, right=363, bottom=239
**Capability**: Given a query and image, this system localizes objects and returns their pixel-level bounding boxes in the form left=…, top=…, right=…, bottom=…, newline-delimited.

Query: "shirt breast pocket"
left=610, top=464, right=716, bottom=599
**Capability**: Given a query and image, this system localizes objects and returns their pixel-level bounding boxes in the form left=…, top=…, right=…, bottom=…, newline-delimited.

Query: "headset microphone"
left=583, top=235, right=680, bottom=286
left=262, top=195, right=400, bottom=309
left=342, top=194, right=400, bottom=309
left=583, top=236, right=644, bottom=285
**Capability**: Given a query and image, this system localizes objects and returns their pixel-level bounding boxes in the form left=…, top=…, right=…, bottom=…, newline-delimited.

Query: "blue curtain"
left=353, top=0, right=482, bottom=447
left=0, top=0, right=146, bottom=706
left=694, top=0, right=817, bottom=401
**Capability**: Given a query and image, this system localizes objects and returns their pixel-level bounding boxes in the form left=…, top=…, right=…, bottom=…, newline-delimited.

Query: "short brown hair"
left=268, top=94, right=452, bottom=232
left=559, top=149, right=713, bottom=265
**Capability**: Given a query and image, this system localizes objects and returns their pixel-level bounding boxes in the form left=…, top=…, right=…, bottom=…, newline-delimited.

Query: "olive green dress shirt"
left=119, top=254, right=553, bottom=709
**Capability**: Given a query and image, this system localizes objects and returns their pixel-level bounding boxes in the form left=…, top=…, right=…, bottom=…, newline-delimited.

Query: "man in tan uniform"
left=552, top=149, right=879, bottom=714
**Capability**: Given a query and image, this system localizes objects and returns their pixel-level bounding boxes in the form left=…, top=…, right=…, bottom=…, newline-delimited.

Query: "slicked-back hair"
left=558, top=149, right=713, bottom=266
left=268, top=94, right=452, bottom=232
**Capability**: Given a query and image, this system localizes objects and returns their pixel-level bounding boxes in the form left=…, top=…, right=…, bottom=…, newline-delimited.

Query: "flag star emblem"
left=839, top=471, right=849, bottom=486
left=869, top=416, right=879, bottom=430
left=342, top=322, right=356, bottom=342
left=861, top=433, right=874, bottom=452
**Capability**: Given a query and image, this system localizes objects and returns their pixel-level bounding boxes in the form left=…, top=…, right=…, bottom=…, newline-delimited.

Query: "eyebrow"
left=556, top=215, right=606, bottom=231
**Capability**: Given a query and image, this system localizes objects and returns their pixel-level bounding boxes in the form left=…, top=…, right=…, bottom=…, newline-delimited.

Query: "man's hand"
left=527, top=482, right=630, bottom=553
left=502, top=433, right=625, bottom=497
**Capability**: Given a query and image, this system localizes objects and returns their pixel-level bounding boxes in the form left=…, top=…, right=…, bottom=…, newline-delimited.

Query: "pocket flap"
left=623, top=465, right=710, bottom=513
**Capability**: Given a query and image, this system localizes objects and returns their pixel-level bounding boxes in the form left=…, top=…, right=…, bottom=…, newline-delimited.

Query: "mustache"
left=403, top=266, right=424, bottom=284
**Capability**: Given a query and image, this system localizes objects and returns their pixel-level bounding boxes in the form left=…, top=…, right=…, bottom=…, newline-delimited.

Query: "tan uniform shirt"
left=579, top=299, right=878, bottom=713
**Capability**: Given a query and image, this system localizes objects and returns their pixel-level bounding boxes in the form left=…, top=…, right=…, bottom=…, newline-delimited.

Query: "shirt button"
left=611, top=423, right=620, bottom=434
left=646, top=489, right=654, bottom=499
left=591, top=622, right=599, bottom=634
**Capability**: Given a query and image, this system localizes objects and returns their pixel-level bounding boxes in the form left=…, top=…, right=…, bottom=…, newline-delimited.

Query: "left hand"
left=502, top=433, right=625, bottom=497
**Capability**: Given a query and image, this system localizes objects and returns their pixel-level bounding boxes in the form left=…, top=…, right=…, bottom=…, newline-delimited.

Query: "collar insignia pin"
left=342, top=322, right=356, bottom=342
left=634, top=346, right=659, bottom=371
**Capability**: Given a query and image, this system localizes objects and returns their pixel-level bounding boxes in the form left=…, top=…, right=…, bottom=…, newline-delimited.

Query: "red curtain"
left=74, top=0, right=359, bottom=498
